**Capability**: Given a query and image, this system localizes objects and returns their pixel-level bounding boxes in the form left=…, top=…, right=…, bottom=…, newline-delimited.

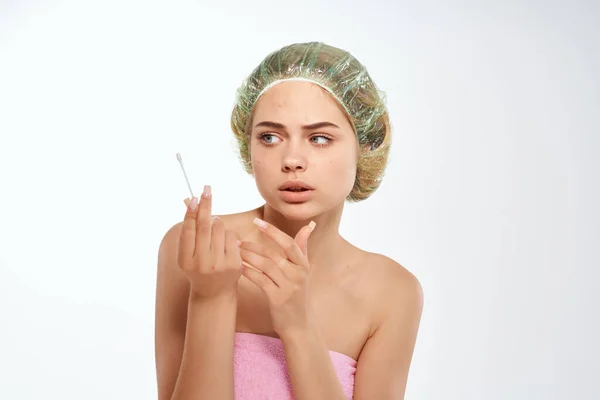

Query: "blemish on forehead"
left=252, top=81, right=351, bottom=129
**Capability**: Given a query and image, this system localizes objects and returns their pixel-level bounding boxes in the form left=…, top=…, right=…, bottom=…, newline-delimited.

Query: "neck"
left=259, top=203, right=346, bottom=267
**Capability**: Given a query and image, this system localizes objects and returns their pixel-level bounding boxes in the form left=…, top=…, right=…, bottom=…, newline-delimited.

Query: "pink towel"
left=233, top=332, right=357, bottom=399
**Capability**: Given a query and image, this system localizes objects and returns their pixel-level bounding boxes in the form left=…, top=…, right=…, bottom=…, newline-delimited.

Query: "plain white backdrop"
left=1, top=0, right=598, bottom=399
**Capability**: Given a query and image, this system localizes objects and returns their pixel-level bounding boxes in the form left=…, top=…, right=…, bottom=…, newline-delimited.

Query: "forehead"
left=252, top=81, right=350, bottom=126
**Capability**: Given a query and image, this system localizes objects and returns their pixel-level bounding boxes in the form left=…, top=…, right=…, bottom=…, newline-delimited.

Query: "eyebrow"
left=253, top=121, right=341, bottom=130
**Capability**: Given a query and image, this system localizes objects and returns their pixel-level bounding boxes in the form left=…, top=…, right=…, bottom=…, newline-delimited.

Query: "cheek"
left=250, top=146, right=273, bottom=178
left=324, top=152, right=357, bottom=183
left=249, top=142, right=261, bottom=167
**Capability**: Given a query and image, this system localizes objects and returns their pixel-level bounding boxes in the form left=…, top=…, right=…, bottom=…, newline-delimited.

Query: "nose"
left=281, top=148, right=308, bottom=172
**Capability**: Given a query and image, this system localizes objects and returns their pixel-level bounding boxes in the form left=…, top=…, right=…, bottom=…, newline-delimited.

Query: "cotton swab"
left=176, top=152, right=195, bottom=199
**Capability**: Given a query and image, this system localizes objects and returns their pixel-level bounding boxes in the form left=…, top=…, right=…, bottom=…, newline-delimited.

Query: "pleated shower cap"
left=230, top=41, right=391, bottom=202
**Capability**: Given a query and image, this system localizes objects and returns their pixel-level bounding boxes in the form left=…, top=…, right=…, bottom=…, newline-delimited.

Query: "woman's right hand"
left=178, top=185, right=243, bottom=300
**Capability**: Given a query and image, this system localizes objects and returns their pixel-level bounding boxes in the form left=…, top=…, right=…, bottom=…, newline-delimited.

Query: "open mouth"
left=283, top=188, right=310, bottom=192
left=278, top=180, right=314, bottom=193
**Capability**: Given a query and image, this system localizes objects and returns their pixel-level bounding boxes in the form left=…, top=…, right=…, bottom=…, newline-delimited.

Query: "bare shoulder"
left=347, top=252, right=423, bottom=398
left=159, top=220, right=184, bottom=249
left=359, top=251, right=424, bottom=325
left=368, top=253, right=422, bottom=295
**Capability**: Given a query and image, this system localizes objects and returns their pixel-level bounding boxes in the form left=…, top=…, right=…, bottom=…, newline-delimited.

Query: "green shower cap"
left=230, top=41, right=391, bottom=202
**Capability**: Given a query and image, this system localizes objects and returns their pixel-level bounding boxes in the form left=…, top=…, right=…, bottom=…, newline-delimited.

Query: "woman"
left=155, top=42, right=423, bottom=400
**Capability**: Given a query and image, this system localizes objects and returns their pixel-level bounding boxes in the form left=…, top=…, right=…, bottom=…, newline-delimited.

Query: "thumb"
left=295, top=221, right=316, bottom=257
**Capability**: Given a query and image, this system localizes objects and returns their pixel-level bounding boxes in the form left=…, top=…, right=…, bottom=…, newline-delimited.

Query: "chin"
left=267, top=196, right=345, bottom=222
left=271, top=201, right=320, bottom=221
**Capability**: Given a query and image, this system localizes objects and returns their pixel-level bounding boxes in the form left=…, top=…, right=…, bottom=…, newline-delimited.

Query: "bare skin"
left=156, top=207, right=422, bottom=399
left=155, top=81, right=423, bottom=400
left=215, top=206, right=373, bottom=359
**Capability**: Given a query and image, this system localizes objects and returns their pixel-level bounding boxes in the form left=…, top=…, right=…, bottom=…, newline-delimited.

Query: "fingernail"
left=212, top=216, right=219, bottom=221
left=237, top=240, right=242, bottom=247
left=190, top=197, right=198, bottom=211
left=202, top=185, right=211, bottom=198
left=308, top=221, right=316, bottom=231
left=253, top=217, right=267, bottom=229
left=184, top=198, right=190, bottom=207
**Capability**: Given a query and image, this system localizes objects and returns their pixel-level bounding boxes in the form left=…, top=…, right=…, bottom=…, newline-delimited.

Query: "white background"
left=1, top=0, right=598, bottom=399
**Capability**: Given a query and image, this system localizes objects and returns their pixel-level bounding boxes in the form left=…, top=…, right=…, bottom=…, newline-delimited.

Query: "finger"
left=253, top=218, right=305, bottom=265
left=294, top=221, right=316, bottom=257
left=240, top=241, right=296, bottom=284
left=240, top=247, right=287, bottom=288
left=195, top=185, right=212, bottom=259
left=242, top=264, right=277, bottom=296
left=225, top=230, right=242, bottom=268
left=178, top=197, right=198, bottom=268
left=239, top=241, right=282, bottom=264
left=210, top=216, right=225, bottom=267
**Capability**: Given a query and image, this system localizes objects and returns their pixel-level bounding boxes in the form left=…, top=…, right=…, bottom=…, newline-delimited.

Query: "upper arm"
left=353, top=261, right=424, bottom=400
left=155, top=222, right=190, bottom=400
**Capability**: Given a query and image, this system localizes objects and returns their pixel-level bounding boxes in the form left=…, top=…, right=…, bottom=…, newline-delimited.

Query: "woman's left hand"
left=239, top=218, right=316, bottom=338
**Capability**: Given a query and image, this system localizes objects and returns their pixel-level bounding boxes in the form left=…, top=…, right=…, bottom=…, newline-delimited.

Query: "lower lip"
left=279, top=189, right=314, bottom=203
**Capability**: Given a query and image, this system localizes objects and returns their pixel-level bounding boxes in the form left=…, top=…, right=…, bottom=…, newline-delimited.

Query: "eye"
left=310, top=135, right=332, bottom=146
left=258, top=133, right=282, bottom=145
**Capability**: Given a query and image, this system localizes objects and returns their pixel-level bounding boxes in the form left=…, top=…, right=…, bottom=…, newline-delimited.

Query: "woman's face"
left=249, top=80, right=359, bottom=220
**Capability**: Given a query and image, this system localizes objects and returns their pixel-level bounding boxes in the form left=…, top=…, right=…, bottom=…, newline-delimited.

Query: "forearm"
left=281, top=324, right=347, bottom=400
left=170, top=291, right=237, bottom=400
